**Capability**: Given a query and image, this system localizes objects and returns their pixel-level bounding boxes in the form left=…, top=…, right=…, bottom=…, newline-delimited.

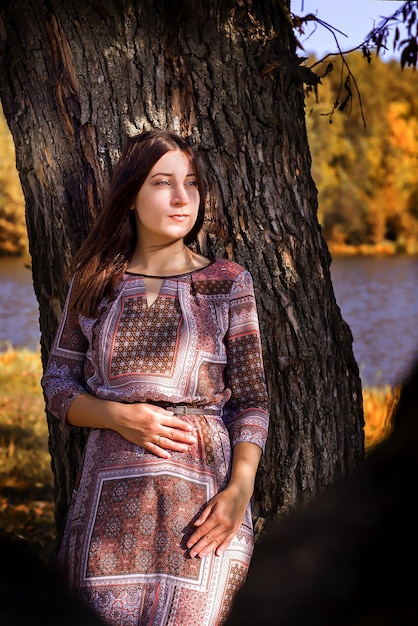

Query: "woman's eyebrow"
left=150, top=172, right=196, bottom=178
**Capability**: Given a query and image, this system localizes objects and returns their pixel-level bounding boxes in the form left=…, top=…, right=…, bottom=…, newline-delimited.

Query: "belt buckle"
left=175, top=405, right=188, bottom=416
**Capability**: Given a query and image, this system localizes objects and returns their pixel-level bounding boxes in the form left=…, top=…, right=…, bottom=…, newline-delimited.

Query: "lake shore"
left=328, top=241, right=418, bottom=257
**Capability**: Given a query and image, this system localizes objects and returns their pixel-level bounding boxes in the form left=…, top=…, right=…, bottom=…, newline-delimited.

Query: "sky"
left=295, top=0, right=407, bottom=59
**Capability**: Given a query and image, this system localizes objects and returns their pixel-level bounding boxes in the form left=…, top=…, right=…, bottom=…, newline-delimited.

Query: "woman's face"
left=133, top=149, right=200, bottom=246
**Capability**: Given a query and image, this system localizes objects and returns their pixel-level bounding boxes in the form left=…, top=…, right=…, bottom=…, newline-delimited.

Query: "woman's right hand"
left=67, top=394, right=197, bottom=459
left=111, top=402, right=198, bottom=458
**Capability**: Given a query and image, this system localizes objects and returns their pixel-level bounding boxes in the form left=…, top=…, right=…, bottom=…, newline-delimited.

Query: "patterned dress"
left=42, top=258, right=269, bottom=626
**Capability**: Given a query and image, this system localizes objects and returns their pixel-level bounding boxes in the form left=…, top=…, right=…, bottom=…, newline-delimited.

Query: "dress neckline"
left=125, top=258, right=215, bottom=279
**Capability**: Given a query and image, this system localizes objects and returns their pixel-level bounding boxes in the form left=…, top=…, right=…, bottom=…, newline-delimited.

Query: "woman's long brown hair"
left=70, top=129, right=206, bottom=317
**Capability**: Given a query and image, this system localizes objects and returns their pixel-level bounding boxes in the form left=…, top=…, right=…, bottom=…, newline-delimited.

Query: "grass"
left=0, top=346, right=399, bottom=563
left=0, top=345, right=55, bottom=562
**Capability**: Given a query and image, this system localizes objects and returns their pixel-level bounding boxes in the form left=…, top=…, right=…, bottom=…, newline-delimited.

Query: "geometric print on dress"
left=58, top=305, right=89, bottom=353
left=226, top=333, right=268, bottom=410
left=85, top=585, right=144, bottom=626
left=167, top=584, right=210, bottom=626
left=218, top=560, right=249, bottom=625
left=110, top=296, right=182, bottom=378
left=192, top=278, right=233, bottom=296
left=86, top=474, right=205, bottom=581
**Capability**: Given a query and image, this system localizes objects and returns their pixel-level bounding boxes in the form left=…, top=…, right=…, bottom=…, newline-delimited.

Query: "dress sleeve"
left=222, top=269, right=270, bottom=452
left=41, top=275, right=90, bottom=425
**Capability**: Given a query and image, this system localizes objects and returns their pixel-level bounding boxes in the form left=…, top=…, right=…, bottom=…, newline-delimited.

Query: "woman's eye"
left=156, top=179, right=170, bottom=185
left=186, top=180, right=197, bottom=186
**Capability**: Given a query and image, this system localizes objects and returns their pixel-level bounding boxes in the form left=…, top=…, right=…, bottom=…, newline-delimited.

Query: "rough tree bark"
left=0, top=0, right=364, bottom=547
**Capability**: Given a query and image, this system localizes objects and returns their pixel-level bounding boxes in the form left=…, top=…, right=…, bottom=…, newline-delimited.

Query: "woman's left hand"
left=186, top=442, right=262, bottom=558
left=185, top=483, right=250, bottom=559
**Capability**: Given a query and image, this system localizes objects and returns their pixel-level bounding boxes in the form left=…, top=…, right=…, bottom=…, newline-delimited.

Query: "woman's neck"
left=127, top=241, right=205, bottom=276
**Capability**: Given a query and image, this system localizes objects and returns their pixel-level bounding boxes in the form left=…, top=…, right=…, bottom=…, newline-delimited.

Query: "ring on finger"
left=156, top=435, right=162, bottom=445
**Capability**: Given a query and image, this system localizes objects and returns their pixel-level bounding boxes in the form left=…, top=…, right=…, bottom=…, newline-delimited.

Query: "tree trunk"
left=0, top=0, right=364, bottom=548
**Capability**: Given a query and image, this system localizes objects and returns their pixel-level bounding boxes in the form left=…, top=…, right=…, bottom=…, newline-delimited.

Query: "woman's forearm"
left=228, top=442, right=262, bottom=499
left=67, top=392, right=118, bottom=429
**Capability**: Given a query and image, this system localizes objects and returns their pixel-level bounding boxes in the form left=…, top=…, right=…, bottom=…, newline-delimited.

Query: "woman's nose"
left=172, top=185, right=188, bottom=205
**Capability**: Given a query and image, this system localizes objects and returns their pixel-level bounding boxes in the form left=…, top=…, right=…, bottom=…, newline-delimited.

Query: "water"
left=330, top=256, right=418, bottom=387
left=0, top=257, right=40, bottom=350
left=0, top=256, right=417, bottom=387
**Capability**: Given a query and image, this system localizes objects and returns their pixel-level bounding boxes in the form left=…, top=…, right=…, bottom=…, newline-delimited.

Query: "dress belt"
left=166, top=405, right=221, bottom=416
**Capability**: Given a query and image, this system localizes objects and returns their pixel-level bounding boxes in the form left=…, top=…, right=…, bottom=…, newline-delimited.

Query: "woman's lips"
left=169, top=214, right=188, bottom=220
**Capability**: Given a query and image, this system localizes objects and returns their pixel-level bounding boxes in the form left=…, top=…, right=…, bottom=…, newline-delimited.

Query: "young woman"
left=42, top=129, right=269, bottom=626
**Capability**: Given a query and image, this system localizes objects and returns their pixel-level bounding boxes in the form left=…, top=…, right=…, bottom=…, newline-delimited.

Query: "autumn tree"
left=0, top=0, right=364, bottom=546
left=305, top=52, right=418, bottom=252
left=0, top=103, right=26, bottom=255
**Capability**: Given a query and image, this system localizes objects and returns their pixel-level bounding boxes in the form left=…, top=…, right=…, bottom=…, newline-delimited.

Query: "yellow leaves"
left=388, top=101, right=416, bottom=148
left=0, top=102, right=27, bottom=255
left=306, top=52, right=418, bottom=252
left=387, top=101, right=418, bottom=199
left=363, top=385, right=399, bottom=451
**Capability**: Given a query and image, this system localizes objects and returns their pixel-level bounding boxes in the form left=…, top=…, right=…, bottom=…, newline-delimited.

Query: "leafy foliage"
left=295, top=1, right=418, bottom=126
left=293, top=1, right=418, bottom=70
left=364, top=1, right=418, bottom=70
left=0, top=104, right=27, bottom=256
left=305, top=52, right=418, bottom=253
